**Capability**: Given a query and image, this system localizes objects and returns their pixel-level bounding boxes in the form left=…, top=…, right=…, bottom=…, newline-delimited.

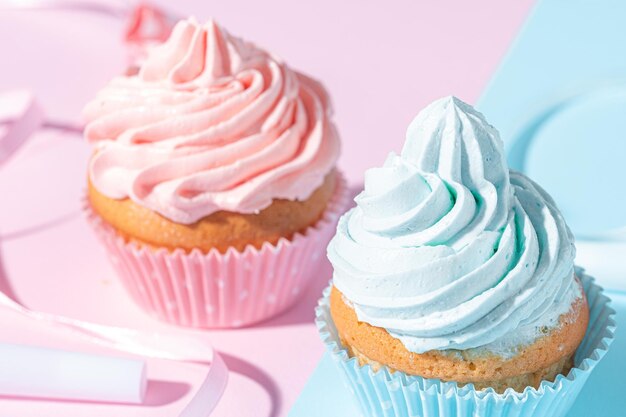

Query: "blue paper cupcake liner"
left=315, top=270, right=615, bottom=417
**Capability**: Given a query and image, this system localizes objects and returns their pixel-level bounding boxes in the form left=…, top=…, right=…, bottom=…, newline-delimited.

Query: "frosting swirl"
left=328, top=97, right=579, bottom=353
left=84, top=18, right=339, bottom=224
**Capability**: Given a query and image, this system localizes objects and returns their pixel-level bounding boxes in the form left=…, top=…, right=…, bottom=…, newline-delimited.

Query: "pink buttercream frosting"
left=84, top=17, right=340, bottom=224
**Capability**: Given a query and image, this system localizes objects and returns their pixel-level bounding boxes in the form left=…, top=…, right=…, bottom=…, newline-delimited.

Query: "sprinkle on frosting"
left=84, top=17, right=339, bottom=224
left=328, top=96, right=580, bottom=354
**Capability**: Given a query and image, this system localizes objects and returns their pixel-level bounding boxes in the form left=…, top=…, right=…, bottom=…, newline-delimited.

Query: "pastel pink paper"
left=0, top=2, right=533, bottom=416
left=87, top=174, right=349, bottom=328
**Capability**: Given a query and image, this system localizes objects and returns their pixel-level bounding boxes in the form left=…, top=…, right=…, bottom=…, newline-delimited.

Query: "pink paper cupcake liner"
left=86, top=173, right=350, bottom=329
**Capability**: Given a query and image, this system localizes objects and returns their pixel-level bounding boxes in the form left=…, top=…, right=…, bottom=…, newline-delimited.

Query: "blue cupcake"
left=317, top=97, right=615, bottom=417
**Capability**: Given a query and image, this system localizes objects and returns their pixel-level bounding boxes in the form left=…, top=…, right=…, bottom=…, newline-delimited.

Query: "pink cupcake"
left=83, top=17, right=347, bottom=328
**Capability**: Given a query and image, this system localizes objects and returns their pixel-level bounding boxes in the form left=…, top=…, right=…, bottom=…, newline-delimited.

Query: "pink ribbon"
left=0, top=88, right=227, bottom=416
left=0, top=91, right=43, bottom=166
left=125, top=3, right=173, bottom=44
left=2, top=0, right=177, bottom=67
left=0, top=3, right=228, bottom=413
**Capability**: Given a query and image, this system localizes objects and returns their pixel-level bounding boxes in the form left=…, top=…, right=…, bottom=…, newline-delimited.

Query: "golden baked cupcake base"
left=330, top=284, right=589, bottom=393
left=88, top=171, right=337, bottom=253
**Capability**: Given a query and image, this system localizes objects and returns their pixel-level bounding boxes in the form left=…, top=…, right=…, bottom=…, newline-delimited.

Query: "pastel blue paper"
left=316, top=271, right=615, bottom=417
left=475, top=0, right=626, bottom=292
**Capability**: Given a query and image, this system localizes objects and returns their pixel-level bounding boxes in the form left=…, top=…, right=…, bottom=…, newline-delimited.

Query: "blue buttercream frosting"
left=328, top=96, right=580, bottom=354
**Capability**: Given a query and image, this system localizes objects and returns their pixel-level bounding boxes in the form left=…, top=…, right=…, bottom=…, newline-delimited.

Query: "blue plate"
left=476, top=0, right=626, bottom=292
left=506, top=86, right=626, bottom=240
left=475, top=0, right=626, bottom=291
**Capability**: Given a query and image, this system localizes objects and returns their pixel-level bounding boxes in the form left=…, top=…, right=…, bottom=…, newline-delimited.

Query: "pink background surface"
left=0, top=1, right=533, bottom=416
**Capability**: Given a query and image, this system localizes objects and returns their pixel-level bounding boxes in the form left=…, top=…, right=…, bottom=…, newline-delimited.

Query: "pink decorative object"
left=0, top=343, right=147, bottom=404
left=124, top=4, right=173, bottom=45
left=0, top=90, right=43, bottom=164
left=86, top=174, right=349, bottom=328
left=123, top=3, right=176, bottom=68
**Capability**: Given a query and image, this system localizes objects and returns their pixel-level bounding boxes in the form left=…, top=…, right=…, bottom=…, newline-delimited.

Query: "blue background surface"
left=478, top=0, right=626, bottom=239
left=291, top=0, right=626, bottom=415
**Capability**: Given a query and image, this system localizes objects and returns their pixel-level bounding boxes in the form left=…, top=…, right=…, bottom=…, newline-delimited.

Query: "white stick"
left=0, top=343, right=146, bottom=404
